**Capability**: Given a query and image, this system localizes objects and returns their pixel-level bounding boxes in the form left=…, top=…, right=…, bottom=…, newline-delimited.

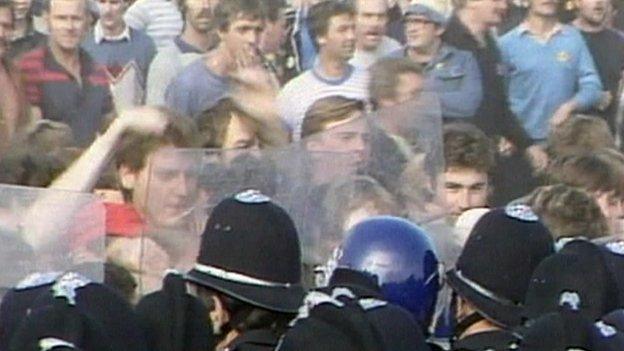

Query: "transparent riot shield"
left=135, top=147, right=310, bottom=294
left=0, top=184, right=105, bottom=294
left=295, top=93, right=446, bottom=286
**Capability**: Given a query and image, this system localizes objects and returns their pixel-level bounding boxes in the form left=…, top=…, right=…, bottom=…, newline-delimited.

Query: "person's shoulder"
left=172, top=58, right=207, bottom=84
left=499, top=26, right=522, bottom=44
left=17, top=47, right=46, bottom=72
left=129, top=27, right=156, bottom=47
left=279, top=70, right=314, bottom=94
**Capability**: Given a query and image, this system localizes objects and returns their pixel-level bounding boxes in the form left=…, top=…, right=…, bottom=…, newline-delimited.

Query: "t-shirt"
left=349, top=36, right=401, bottom=69
left=164, top=58, right=229, bottom=118
left=278, top=64, right=369, bottom=140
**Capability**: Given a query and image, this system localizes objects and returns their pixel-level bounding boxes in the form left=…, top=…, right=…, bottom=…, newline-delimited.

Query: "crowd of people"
left=1, top=0, right=624, bottom=350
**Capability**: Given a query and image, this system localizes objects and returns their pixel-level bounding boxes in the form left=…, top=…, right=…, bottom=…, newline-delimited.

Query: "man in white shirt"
left=349, top=0, right=401, bottom=69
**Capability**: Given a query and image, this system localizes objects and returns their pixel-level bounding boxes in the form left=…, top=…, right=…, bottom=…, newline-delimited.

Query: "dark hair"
left=308, top=0, right=355, bottom=50
left=115, top=107, right=200, bottom=173
left=196, top=98, right=257, bottom=149
left=262, top=0, right=287, bottom=22
left=302, top=96, right=365, bottom=138
left=443, top=122, right=495, bottom=173
left=214, top=0, right=266, bottom=32
left=369, top=57, right=423, bottom=106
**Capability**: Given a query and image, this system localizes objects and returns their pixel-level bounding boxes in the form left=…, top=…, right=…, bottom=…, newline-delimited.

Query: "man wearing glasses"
left=391, top=2, right=482, bottom=122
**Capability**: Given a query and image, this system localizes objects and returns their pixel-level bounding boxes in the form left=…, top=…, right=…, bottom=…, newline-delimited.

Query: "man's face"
left=219, top=14, right=264, bottom=63
left=11, top=0, right=31, bottom=20
left=442, top=167, right=489, bottom=221
left=378, top=71, right=424, bottom=108
left=306, top=112, right=370, bottom=170
left=221, top=113, right=259, bottom=149
left=47, top=0, right=87, bottom=51
left=355, top=0, right=388, bottom=51
left=593, top=190, right=624, bottom=234
left=185, top=0, right=218, bottom=34
left=97, top=0, right=127, bottom=32
left=129, top=148, right=200, bottom=229
left=260, top=11, right=287, bottom=55
left=318, top=13, right=356, bottom=62
left=404, top=14, right=442, bottom=50
left=0, top=7, right=12, bottom=58
left=529, top=0, right=560, bottom=17
left=576, top=0, right=609, bottom=26
left=466, top=0, right=508, bottom=27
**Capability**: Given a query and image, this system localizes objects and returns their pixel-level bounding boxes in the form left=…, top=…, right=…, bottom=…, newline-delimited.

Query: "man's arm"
left=552, top=35, right=603, bottom=127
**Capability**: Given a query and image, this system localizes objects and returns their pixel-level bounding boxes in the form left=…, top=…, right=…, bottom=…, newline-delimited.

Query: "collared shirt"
left=82, top=26, right=156, bottom=89
left=393, top=43, right=483, bottom=120
left=499, top=23, right=603, bottom=140
left=442, top=13, right=532, bottom=150
left=174, top=36, right=203, bottom=54
left=277, top=61, right=370, bottom=140
left=516, top=22, right=564, bottom=43
left=93, top=22, right=131, bottom=44
left=18, top=46, right=112, bottom=145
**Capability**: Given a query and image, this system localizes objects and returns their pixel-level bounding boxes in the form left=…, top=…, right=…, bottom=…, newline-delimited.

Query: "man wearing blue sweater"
left=499, top=0, right=603, bottom=142
left=82, top=0, right=156, bottom=105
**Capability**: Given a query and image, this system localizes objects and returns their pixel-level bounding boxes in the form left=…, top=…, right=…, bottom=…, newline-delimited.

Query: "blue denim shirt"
left=390, top=43, right=483, bottom=119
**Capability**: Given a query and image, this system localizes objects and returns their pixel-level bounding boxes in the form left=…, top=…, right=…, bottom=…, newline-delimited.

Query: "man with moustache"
left=82, top=0, right=157, bottom=102
left=349, top=0, right=401, bottom=69
left=18, top=0, right=112, bottom=145
left=146, top=0, right=219, bottom=105
left=573, top=0, right=624, bottom=132
left=278, top=0, right=369, bottom=141
left=499, top=0, right=603, bottom=142
left=165, top=0, right=267, bottom=118
left=0, top=0, right=28, bottom=152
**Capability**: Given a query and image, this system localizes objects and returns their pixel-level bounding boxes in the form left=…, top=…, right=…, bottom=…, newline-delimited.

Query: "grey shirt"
left=164, top=58, right=229, bottom=118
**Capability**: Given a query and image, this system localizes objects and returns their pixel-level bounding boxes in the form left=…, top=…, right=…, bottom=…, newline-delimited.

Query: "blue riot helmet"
left=334, top=216, right=440, bottom=329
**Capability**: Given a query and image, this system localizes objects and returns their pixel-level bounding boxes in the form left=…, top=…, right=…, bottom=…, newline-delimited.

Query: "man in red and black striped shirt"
left=18, top=0, right=112, bottom=145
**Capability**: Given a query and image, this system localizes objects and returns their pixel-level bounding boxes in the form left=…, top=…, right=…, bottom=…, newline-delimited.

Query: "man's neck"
left=180, top=26, right=218, bottom=52
left=524, top=13, right=559, bottom=37
left=456, top=8, right=489, bottom=44
left=459, top=318, right=501, bottom=339
left=13, top=18, right=30, bottom=39
left=317, top=52, right=348, bottom=79
left=101, top=21, right=126, bottom=38
left=356, top=40, right=379, bottom=53
left=572, top=17, right=605, bottom=33
left=49, top=41, right=81, bottom=81
left=204, top=44, right=232, bottom=76
left=407, top=39, right=441, bottom=64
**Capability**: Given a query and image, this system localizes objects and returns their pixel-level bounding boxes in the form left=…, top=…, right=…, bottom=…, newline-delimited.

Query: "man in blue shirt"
left=499, top=0, right=603, bottom=142
left=392, top=3, right=482, bottom=122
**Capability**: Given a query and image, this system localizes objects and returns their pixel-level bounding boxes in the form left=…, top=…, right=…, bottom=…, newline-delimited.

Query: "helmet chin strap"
left=453, top=312, right=485, bottom=341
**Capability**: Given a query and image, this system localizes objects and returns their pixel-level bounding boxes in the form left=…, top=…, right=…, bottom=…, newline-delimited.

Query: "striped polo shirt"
left=124, top=0, right=183, bottom=49
left=277, top=63, right=370, bottom=141
left=18, top=46, right=112, bottom=145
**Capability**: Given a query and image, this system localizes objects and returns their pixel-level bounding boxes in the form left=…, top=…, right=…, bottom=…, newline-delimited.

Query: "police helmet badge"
left=606, top=241, right=624, bottom=255
left=504, top=204, right=539, bottom=222
left=559, top=291, right=581, bottom=311
left=234, top=189, right=271, bottom=204
left=39, top=338, right=78, bottom=351
left=595, top=321, right=618, bottom=338
left=51, top=272, right=91, bottom=305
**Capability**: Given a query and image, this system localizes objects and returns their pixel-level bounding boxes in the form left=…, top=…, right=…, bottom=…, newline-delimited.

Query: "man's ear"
left=117, top=165, right=138, bottom=190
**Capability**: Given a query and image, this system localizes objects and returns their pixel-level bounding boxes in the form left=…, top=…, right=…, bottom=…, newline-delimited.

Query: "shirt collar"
left=517, top=22, right=566, bottom=42
left=94, top=21, right=131, bottom=44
